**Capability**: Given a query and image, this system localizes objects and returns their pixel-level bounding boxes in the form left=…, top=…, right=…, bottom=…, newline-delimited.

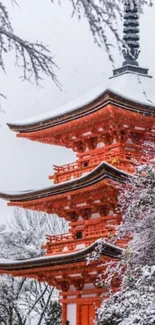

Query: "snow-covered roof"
left=8, top=70, right=155, bottom=129
left=0, top=239, right=123, bottom=272
left=0, top=162, right=129, bottom=201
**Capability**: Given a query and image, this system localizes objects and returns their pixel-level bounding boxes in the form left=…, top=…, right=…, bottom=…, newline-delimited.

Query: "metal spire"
left=112, top=0, right=150, bottom=77
left=122, top=0, right=140, bottom=66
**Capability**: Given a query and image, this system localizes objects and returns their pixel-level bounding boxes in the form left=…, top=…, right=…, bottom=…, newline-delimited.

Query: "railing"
left=49, top=143, right=144, bottom=183
left=42, top=216, right=121, bottom=254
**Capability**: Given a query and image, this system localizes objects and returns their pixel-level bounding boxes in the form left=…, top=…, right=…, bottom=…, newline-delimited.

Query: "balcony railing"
left=42, top=216, right=122, bottom=255
left=49, top=143, right=144, bottom=183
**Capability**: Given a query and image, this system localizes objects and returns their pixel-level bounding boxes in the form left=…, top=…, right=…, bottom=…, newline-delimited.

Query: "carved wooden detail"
left=68, top=211, right=79, bottom=222
left=87, top=137, right=97, bottom=150
left=80, top=208, right=92, bottom=220
left=59, top=281, right=70, bottom=292
left=73, top=278, right=85, bottom=290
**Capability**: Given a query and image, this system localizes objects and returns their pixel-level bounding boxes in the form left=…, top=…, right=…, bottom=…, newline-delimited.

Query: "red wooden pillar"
left=62, top=298, right=67, bottom=325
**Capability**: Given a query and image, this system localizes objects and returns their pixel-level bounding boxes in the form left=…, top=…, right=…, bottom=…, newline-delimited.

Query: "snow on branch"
left=95, top=161, right=155, bottom=325
left=0, top=2, right=12, bottom=31
left=0, top=28, right=59, bottom=84
left=96, top=265, right=155, bottom=325
left=0, top=2, right=58, bottom=85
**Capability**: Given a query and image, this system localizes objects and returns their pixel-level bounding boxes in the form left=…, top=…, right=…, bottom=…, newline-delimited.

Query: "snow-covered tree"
left=0, top=208, right=65, bottom=325
left=96, top=265, right=155, bottom=325
left=117, top=163, right=155, bottom=267
left=0, top=208, right=68, bottom=259
left=0, top=274, right=62, bottom=325
left=96, top=163, right=155, bottom=325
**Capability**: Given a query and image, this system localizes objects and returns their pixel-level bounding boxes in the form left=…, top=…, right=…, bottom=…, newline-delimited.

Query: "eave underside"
left=0, top=241, right=122, bottom=294
left=11, top=101, right=155, bottom=154
left=0, top=241, right=122, bottom=276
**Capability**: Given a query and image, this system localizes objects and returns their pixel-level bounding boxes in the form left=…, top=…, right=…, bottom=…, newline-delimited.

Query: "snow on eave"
left=7, top=77, right=155, bottom=132
left=8, top=86, right=108, bottom=130
left=0, top=162, right=131, bottom=201
left=0, top=239, right=123, bottom=271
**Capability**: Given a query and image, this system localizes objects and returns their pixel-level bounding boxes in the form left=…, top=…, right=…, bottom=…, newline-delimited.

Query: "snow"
left=97, top=265, right=155, bottom=325
left=8, top=71, right=155, bottom=127
left=0, top=161, right=130, bottom=198
left=0, top=239, right=122, bottom=267
left=96, top=162, right=155, bottom=325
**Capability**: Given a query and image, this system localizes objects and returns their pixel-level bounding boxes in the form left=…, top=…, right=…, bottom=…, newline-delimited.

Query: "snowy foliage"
left=117, top=163, right=155, bottom=266
left=96, top=265, right=155, bottom=325
left=87, top=238, right=106, bottom=263
left=96, top=163, right=155, bottom=325
left=0, top=208, right=68, bottom=259
left=0, top=275, right=62, bottom=325
left=0, top=208, right=64, bottom=325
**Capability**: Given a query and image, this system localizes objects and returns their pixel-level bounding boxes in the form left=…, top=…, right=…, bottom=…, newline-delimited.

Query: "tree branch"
left=0, top=27, right=59, bottom=85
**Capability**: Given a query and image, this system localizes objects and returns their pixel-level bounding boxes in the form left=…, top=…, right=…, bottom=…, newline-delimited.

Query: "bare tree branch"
left=25, top=282, right=49, bottom=319
left=37, top=288, right=54, bottom=325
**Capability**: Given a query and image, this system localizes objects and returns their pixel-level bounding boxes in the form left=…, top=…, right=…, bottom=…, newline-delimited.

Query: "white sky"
left=0, top=0, right=155, bottom=222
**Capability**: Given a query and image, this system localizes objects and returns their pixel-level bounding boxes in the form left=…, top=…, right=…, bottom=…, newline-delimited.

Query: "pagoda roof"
left=8, top=71, right=155, bottom=133
left=0, top=240, right=122, bottom=274
left=0, top=162, right=129, bottom=202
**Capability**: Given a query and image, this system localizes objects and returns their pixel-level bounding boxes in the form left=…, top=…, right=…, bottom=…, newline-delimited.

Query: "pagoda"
left=0, top=2, right=155, bottom=325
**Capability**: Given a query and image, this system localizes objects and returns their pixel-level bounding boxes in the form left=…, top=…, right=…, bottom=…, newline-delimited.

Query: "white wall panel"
left=67, top=303, right=76, bottom=325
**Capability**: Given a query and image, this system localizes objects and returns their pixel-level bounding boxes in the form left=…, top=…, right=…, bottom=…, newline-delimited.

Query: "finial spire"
left=122, top=0, right=140, bottom=66
left=112, top=0, right=150, bottom=77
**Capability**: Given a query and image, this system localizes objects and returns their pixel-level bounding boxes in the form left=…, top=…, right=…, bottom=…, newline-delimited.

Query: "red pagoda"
left=0, top=2, right=155, bottom=325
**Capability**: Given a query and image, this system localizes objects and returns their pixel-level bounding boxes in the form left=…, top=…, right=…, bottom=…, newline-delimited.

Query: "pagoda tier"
left=8, top=72, right=155, bottom=135
left=0, top=241, right=121, bottom=274
left=0, top=241, right=122, bottom=325
left=0, top=163, right=127, bottom=256
left=50, top=140, right=154, bottom=184
left=7, top=90, right=155, bottom=184
left=8, top=90, right=155, bottom=152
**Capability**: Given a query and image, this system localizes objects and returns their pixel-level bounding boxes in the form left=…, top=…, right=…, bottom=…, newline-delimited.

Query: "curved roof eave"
left=0, top=162, right=130, bottom=202
left=7, top=84, right=155, bottom=133
left=0, top=240, right=122, bottom=272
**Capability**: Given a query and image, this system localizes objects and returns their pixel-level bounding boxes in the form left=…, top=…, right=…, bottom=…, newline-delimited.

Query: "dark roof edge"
left=7, top=89, right=155, bottom=133
left=0, top=240, right=122, bottom=272
left=0, top=162, right=131, bottom=202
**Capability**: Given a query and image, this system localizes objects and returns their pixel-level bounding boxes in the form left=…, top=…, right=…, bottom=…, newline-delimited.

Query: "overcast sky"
left=0, top=0, right=155, bottom=222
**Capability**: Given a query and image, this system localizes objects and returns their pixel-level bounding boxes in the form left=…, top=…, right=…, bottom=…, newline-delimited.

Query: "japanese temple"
left=0, top=2, right=155, bottom=325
